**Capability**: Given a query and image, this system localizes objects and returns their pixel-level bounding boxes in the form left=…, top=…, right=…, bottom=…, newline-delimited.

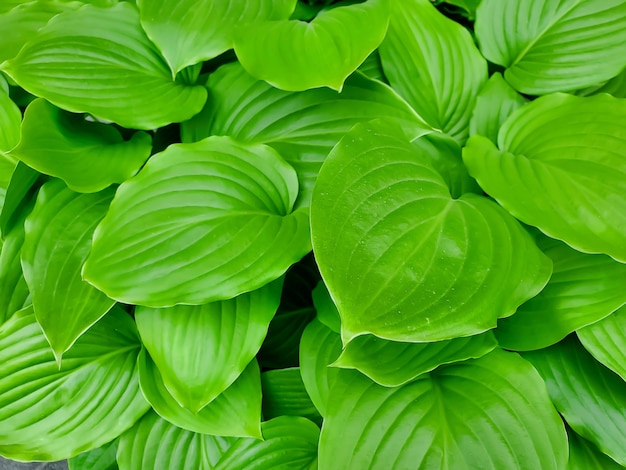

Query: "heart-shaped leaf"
left=496, top=234, right=626, bottom=351
left=463, top=93, right=626, bottom=262
left=311, top=119, right=552, bottom=343
left=138, top=349, right=263, bottom=438
left=233, top=0, right=389, bottom=91
left=0, top=306, right=149, bottom=461
left=135, top=280, right=281, bottom=412
left=379, top=0, right=487, bottom=142
left=83, top=136, right=311, bottom=307
left=1, top=2, right=207, bottom=130
left=319, top=349, right=567, bottom=469
left=181, top=62, right=429, bottom=207
left=475, top=0, right=626, bottom=94
left=68, top=438, right=118, bottom=470
left=12, top=99, right=152, bottom=193
left=137, top=0, right=296, bottom=76
left=261, top=368, right=321, bottom=425
left=21, top=179, right=116, bottom=362
left=567, top=427, right=623, bottom=470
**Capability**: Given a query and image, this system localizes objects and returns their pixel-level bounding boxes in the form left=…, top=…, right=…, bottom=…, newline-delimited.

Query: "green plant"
left=1, top=0, right=625, bottom=468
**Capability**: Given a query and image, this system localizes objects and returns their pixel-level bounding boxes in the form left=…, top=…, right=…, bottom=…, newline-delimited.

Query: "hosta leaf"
left=475, top=0, right=626, bottom=94
left=567, top=427, right=623, bottom=470
left=470, top=72, right=527, bottom=143
left=523, top=336, right=626, bottom=466
left=261, top=368, right=321, bottom=425
left=0, top=0, right=81, bottom=63
left=319, top=349, right=567, bottom=469
left=137, top=0, right=296, bottom=76
left=0, top=162, right=41, bottom=238
left=0, top=210, right=29, bottom=325
left=577, top=305, right=626, bottom=381
left=234, top=0, right=389, bottom=91
left=463, top=93, right=626, bottom=262
left=21, top=180, right=115, bottom=362
left=312, top=281, right=340, bottom=334
left=496, top=235, right=626, bottom=351
left=358, top=51, right=386, bottom=83
left=0, top=306, right=149, bottom=461
left=379, top=0, right=487, bottom=142
left=334, top=331, right=498, bottom=387
left=118, top=412, right=319, bottom=470
left=181, top=62, right=429, bottom=207
left=298, top=319, right=342, bottom=417
left=576, top=68, right=626, bottom=99
left=0, top=155, right=17, bottom=211
left=0, top=75, right=20, bottom=154
left=1, top=2, right=207, bottom=130
left=68, top=439, right=118, bottom=470
left=12, top=99, right=152, bottom=192
left=138, top=349, right=263, bottom=438
left=135, top=280, right=281, bottom=413
left=311, top=119, right=551, bottom=343
left=440, top=0, right=480, bottom=19
left=83, top=136, right=311, bottom=307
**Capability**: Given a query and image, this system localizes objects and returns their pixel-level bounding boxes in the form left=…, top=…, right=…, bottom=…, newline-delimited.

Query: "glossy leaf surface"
left=311, top=119, right=551, bottom=343
left=84, top=136, right=310, bottom=307
left=463, top=93, right=626, bottom=262
left=319, top=349, right=567, bottom=469
left=475, top=0, right=626, bottom=94
left=1, top=2, right=207, bottom=129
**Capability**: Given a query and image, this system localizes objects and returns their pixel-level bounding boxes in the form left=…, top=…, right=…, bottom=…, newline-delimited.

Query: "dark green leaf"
left=68, top=439, right=118, bottom=470
left=261, top=368, right=321, bottom=425
left=567, top=427, right=623, bottom=470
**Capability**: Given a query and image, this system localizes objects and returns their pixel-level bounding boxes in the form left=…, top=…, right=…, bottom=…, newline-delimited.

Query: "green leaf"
left=523, top=336, right=626, bottom=466
left=475, top=0, right=626, bottom=94
left=358, top=51, right=386, bottom=83
left=137, top=0, right=296, bottom=76
left=463, top=93, right=626, bottom=262
left=576, top=68, right=626, bottom=98
left=334, top=331, right=498, bottom=387
left=496, top=235, right=626, bottom=351
left=117, top=412, right=319, bottom=470
left=135, top=280, right=281, bottom=412
left=319, top=349, right=567, bottom=469
left=0, top=0, right=82, bottom=63
left=298, top=318, right=342, bottom=417
left=12, top=99, right=152, bottom=192
left=441, top=0, right=480, bottom=19
left=0, top=75, right=20, bottom=154
left=83, top=136, right=311, bottom=307
left=311, top=119, right=552, bottom=343
left=233, top=0, right=389, bottom=91
left=312, top=281, right=340, bottom=334
left=138, top=349, right=263, bottom=438
left=0, top=210, right=29, bottom=325
left=470, top=72, right=527, bottom=143
left=567, top=427, right=623, bottom=470
left=68, top=439, right=118, bottom=470
left=261, top=368, right=321, bottom=426
left=1, top=2, right=207, bottom=130
left=577, top=305, right=626, bottom=381
left=21, top=180, right=115, bottom=362
left=379, top=0, right=487, bottom=142
left=0, top=306, right=149, bottom=461
left=0, top=162, right=41, bottom=238
left=181, top=62, right=429, bottom=207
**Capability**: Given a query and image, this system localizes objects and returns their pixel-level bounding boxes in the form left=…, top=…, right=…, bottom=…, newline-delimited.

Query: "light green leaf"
left=577, top=305, right=626, bottom=382
left=496, top=235, right=626, bottom=351
left=358, top=51, right=386, bottom=83
left=0, top=1, right=32, bottom=14
left=261, top=368, right=321, bottom=425
left=298, top=318, right=342, bottom=417
left=312, top=281, right=340, bottom=334
left=0, top=209, right=29, bottom=325
left=1, top=2, right=207, bottom=130
left=334, top=331, right=498, bottom=387
left=68, top=439, right=118, bottom=470
left=575, top=68, right=626, bottom=98
left=379, top=0, right=487, bottom=142
left=440, top=0, right=480, bottom=19
left=311, top=119, right=551, bottom=343
left=21, top=179, right=115, bottom=362
left=567, top=427, right=623, bottom=470
left=0, top=306, right=149, bottom=461
left=83, top=136, right=311, bottom=307
left=12, top=99, right=152, bottom=192
left=117, top=412, right=319, bottom=470
left=181, top=62, right=429, bottom=207
left=0, top=155, right=17, bottom=211
left=137, top=0, right=296, bottom=76
left=523, top=336, right=626, bottom=466
left=475, top=0, right=626, bottom=94
left=234, top=0, right=389, bottom=91
left=319, top=349, right=567, bottom=469
left=470, top=72, right=527, bottom=143
left=463, top=93, right=626, bottom=262
left=135, top=280, right=281, bottom=413
left=0, top=75, right=20, bottom=154
left=0, top=0, right=82, bottom=63
left=138, top=349, right=263, bottom=438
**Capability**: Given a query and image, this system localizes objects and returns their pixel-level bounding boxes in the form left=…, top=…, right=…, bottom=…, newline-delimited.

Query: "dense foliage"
left=1, top=0, right=625, bottom=468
